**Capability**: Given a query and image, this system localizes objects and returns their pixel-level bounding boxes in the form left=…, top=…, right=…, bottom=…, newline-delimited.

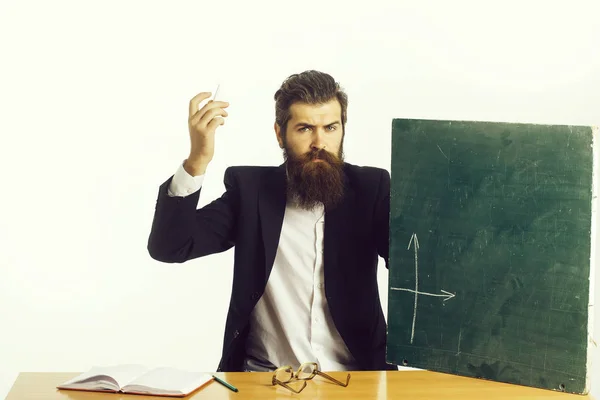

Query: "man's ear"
left=274, top=122, right=284, bottom=148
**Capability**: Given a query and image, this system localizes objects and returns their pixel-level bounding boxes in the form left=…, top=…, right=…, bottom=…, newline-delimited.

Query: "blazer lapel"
left=258, top=164, right=287, bottom=279
left=323, top=166, right=356, bottom=282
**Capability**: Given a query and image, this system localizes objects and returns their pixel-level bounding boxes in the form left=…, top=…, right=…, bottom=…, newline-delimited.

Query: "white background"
left=1, top=0, right=599, bottom=397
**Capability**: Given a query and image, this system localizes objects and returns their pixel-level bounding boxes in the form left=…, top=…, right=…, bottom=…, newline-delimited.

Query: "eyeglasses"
left=271, top=362, right=351, bottom=394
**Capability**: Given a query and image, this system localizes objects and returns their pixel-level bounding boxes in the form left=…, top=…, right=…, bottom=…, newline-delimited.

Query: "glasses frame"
left=271, top=362, right=351, bottom=394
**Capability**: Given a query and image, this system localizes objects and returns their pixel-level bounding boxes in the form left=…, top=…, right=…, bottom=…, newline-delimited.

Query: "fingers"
left=207, top=116, right=225, bottom=130
left=189, top=92, right=212, bottom=117
left=190, top=106, right=228, bottom=127
left=190, top=100, right=229, bottom=124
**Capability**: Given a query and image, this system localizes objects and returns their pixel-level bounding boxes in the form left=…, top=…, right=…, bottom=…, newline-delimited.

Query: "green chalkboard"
left=386, top=119, right=596, bottom=394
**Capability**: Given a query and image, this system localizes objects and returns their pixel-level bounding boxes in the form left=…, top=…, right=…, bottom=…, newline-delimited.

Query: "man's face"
left=274, top=98, right=346, bottom=210
left=275, top=99, right=344, bottom=159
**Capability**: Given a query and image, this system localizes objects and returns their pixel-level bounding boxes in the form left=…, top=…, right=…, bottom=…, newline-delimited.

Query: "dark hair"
left=274, top=70, right=348, bottom=138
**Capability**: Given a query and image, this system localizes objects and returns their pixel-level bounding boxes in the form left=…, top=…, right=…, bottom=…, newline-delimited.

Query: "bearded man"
left=148, top=70, right=396, bottom=373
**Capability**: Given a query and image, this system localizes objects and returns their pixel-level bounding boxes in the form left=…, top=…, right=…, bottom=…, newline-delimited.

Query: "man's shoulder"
left=225, top=164, right=281, bottom=175
left=343, top=162, right=389, bottom=179
left=222, top=164, right=283, bottom=184
left=342, top=162, right=390, bottom=197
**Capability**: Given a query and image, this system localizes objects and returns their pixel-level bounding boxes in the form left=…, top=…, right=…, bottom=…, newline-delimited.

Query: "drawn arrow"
left=408, top=233, right=419, bottom=344
left=408, top=232, right=420, bottom=251
left=390, top=287, right=456, bottom=302
left=392, top=233, right=456, bottom=344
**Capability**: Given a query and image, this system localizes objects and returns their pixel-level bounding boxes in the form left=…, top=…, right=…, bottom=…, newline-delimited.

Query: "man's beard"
left=283, top=145, right=345, bottom=210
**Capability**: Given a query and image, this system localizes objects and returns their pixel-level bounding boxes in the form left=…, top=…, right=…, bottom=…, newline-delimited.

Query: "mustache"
left=296, top=147, right=338, bottom=163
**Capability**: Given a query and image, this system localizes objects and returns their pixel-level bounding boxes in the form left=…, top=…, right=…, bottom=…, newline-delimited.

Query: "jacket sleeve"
left=374, top=168, right=391, bottom=268
left=147, top=167, right=239, bottom=263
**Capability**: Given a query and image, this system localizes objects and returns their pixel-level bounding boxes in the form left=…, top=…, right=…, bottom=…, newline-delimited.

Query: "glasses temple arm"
left=315, top=371, right=351, bottom=387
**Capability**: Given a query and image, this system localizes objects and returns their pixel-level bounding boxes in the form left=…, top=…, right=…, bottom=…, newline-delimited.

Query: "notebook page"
left=83, top=365, right=148, bottom=387
left=123, top=367, right=213, bottom=395
left=58, top=364, right=149, bottom=391
left=101, top=364, right=150, bottom=387
left=57, top=376, right=118, bottom=391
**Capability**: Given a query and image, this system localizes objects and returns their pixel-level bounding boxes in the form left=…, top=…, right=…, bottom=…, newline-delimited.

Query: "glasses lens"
left=297, top=363, right=317, bottom=380
left=275, top=367, right=293, bottom=383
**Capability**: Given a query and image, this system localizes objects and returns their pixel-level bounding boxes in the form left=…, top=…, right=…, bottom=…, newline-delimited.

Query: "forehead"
left=288, top=99, right=342, bottom=123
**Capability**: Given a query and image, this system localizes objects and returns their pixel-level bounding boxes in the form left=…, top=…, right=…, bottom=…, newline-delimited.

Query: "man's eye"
left=299, top=127, right=310, bottom=132
left=327, top=125, right=337, bottom=131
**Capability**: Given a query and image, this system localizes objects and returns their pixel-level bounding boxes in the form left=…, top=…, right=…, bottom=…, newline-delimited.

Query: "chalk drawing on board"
left=391, top=233, right=456, bottom=343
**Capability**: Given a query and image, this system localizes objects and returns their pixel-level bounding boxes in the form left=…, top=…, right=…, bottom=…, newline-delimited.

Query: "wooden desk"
left=5, top=370, right=594, bottom=400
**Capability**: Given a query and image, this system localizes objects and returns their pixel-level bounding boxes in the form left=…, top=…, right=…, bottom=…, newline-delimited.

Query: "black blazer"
left=147, top=162, right=396, bottom=371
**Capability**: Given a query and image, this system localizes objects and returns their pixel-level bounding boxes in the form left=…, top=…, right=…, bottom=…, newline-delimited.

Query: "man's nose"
left=311, top=131, right=326, bottom=151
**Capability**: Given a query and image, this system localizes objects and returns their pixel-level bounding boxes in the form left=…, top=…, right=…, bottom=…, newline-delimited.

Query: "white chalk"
left=211, top=83, right=221, bottom=101
left=197, top=83, right=222, bottom=111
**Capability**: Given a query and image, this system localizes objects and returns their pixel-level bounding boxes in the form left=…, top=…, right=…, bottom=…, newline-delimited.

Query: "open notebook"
left=57, top=364, right=214, bottom=397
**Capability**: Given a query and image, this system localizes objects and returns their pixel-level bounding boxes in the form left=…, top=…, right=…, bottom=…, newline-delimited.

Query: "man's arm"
left=148, top=89, right=233, bottom=263
left=147, top=166, right=239, bottom=263
left=167, top=162, right=205, bottom=197
left=374, top=168, right=391, bottom=268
